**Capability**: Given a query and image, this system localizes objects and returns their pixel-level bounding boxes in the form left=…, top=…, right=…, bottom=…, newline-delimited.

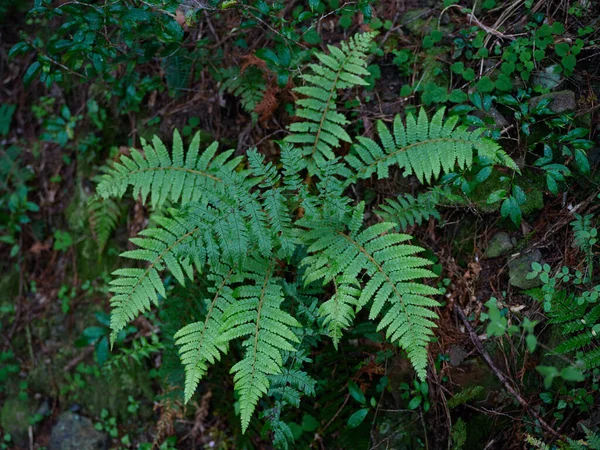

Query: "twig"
left=455, top=305, right=563, bottom=439
left=439, top=4, right=520, bottom=41
left=323, top=393, right=350, bottom=432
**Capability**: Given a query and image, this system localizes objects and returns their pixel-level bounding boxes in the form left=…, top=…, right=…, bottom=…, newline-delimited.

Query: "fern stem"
left=124, top=166, right=222, bottom=182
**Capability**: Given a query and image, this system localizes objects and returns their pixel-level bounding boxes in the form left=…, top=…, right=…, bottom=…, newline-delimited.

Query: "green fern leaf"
left=345, top=107, right=518, bottom=185
left=301, top=204, right=440, bottom=380
left=319, top=276, right=361, bottom=347
left=217, top=257, right=302, bottom=432
left=376, top=191, right=440, bottom=231
left=554, top=331, right=593, bottom=354
left=87, top=195, right=121, bottom=255
left=109, top=214, right=200, bottom=343
left=97, top=132, right=242, bottom=208
left=174, top=266, right=238, bottom=402
left=285, top=32, right=376, bottom=172
left=221, top=65, right=266, bottom=123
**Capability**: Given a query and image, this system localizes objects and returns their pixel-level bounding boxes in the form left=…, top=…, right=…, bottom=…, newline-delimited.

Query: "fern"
left=285, top=32, right=375, bottom=172
left=221, top=66, right=266, bottom=123
left=301, top=203, right=440, bottom=380
left=174, top=265, right=238, bottom=402
left=97, top=131, right=242, bottom=209
left=96, top=33, right=522, bottom=437
left=345, top=107, right=518, bottom=185
left=376, top=191, right=441, bottom=231
left=103, top=334, right=163, bottom=374
left=447, top=385, right=484, bottom=409
left=87, top=195, right=121, bottom=255
left=108, top=213, right=200, bottom=342
left=568, top=425, right=600, bottom=450
left=217, top=257, right=301, bottom=432
left=319, top=276, right=361, bottom=347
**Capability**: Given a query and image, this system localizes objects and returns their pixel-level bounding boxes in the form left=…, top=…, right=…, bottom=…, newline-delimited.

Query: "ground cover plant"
left=1, top=0, right=599, bottom=448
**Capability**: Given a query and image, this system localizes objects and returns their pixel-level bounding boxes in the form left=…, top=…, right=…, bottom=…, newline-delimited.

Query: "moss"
left=0, top=396, right=38, bottom=446
left=77, top=367, right=154, bottom=421
left=470, top=171, right=544, bottom=216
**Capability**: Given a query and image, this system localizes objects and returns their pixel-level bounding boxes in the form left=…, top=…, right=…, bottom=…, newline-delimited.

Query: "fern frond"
left=583, top=425, right=600, bottom=450
left=376, top=191, right=440, bottom=231
left=217, top=257, right=302, bottom=432
left=345, top=107, right=518, bottom=184
left=221, top=66, right=266, bottom=123
left=97, top=132, right=242, bottom=208
left=554, top=331, right=593, bottom=354
left=268, top=367, right=316, bottom=408
left=581, top=346, right=600, bottom=370
left=87, top=195, right=121, bottom=255
left=447, top=385, right=484, bottom=408
left=285, top=32, right=376, bottom=172
left=103, top=334, right=164, bottom=375
left=319, top=276, right=361, bottom=347
left=248, top=149, right=298, bottom=257
left=302, top=203, right=440, bottom=380
left=174, top=266, right=238, bottom=402
left=108, top=213, right=200, bottom=343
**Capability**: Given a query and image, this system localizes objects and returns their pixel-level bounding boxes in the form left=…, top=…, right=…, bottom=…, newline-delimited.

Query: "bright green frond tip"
left=285, top=32, right=377, bottom=173
left=345, top=107, right=519, bottom=184
left=97, top=130, right=241, bottom=208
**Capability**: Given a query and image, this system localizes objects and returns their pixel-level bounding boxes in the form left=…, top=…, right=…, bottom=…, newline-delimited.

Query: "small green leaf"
left=487, top=189, right=507, bottom=204
left=555, top=42, right=570, bottom=57
left=462, top=68, right=475, bottom=81
left=301, top=414, right=320, bottom=431
left=24, top=61, right=41, bottom=86
left=451, top=62, right=465, bottom=74
left=476, top=76, right=495, bottom=93
left=347, top=408, right=369, bottom=428
left=408, top=396, right=422, bottom=410
left=348, top=381, right=366, bottom=405
left=560, top=366, right=585, bottom=382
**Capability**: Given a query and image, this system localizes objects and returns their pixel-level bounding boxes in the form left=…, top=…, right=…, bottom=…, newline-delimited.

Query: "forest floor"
left=1, top=0, right=600, bottom=449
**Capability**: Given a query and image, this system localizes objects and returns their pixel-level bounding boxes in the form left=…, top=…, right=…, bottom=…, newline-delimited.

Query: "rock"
left=532, top=65, right=562, bottom=90
left=474, top=106, right=509, bottom=130
left=449, top=345, right=468, bottom=366
left=508, top=250, right=544, bottom=289
left=400, top=9, right=432, bottom=35
left=529, top=90, right=575, bottom=114
left=49, top=412, right=109, bottom=450
left=484, top=232, right=515, bottom=258
left=0, top=397, right=37, bottom=447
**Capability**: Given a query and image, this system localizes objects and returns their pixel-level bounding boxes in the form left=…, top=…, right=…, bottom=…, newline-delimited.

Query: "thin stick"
left=455, top=305, right=563, bottom=439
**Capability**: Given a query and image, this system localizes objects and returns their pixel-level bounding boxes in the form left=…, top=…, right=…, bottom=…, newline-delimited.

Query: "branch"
left=455, top=305, right=563, bottom=440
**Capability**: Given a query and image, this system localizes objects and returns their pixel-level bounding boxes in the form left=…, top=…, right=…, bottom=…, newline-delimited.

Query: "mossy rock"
left=400, top=9, right=432, bottom=35
left=49, top=412, right=109, bottom=450
left=470, top=171, right=544, bottom=216
left=508, top=250, right=544, bottom=289
left=0, top=396, right=38, bottom=446
left=484, top=232, right=515, bottom=258
left=77, top=367, right=154, bottom=421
